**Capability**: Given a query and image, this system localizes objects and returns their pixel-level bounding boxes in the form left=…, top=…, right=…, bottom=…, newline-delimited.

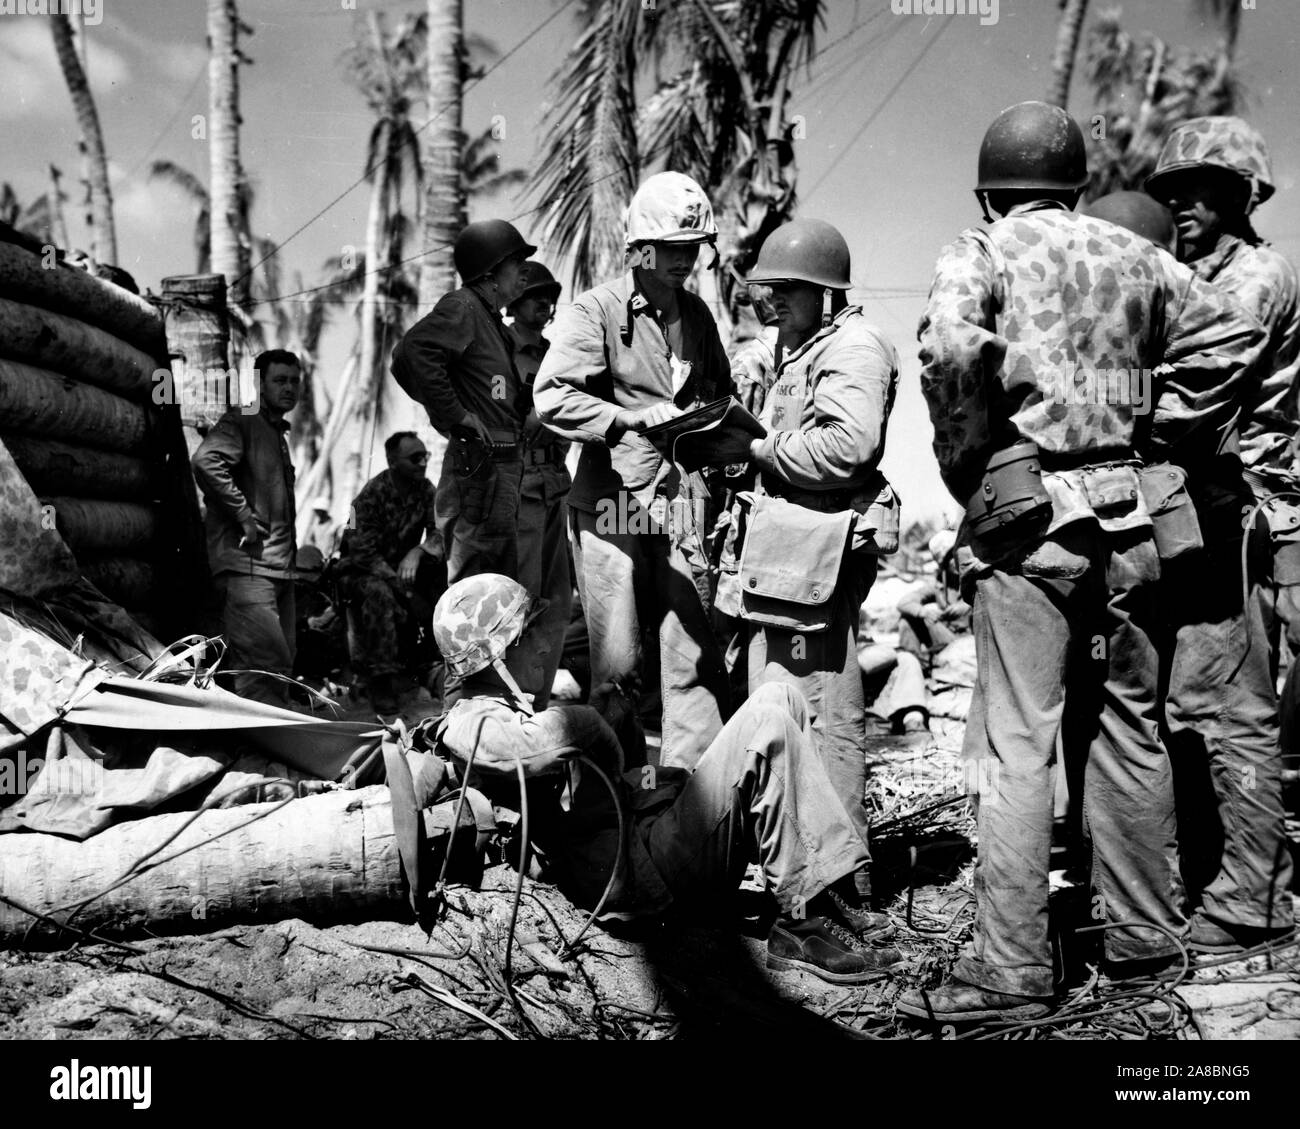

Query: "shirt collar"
left=259, top=405, right=291, bottom=433
left=777, top=305, right=863, bottom=367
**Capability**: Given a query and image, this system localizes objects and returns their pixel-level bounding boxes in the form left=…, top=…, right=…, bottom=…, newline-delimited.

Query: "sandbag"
left=0, top=298, right=157, bottom=399
left=3, top=434, right=153, bottom=500
left=0, top=359, right=149, bottom=452
left=0, top=240, right=164, bottom=356
left=0, top=785, right=407, bottom=946
left=78, top=556, right=154, bottom=607
left=42, top=496, right=156, bottom=553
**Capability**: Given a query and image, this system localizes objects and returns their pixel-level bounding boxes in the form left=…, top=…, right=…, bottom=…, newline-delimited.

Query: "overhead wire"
left=804, top=17, right=954, bottom=202
left=232, top=0, right=579, bottom=292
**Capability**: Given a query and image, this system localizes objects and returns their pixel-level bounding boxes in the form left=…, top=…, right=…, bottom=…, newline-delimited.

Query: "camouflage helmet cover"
left=624, top=171, right=718, bottom=248
left=1145, top=116, right=1276, bottom=213
left=433, top=573, right=541, bottom=679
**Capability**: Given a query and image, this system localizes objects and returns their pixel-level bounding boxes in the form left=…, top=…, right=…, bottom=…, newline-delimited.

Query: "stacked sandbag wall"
left=0, top=230, right=208, bottom=633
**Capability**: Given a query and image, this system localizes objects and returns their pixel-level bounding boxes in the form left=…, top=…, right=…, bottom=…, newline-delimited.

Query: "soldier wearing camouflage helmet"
left=431, top=571, right=901, bottom=984
left=1145, top=115, right=1299, bottom=953
left=899, top=102, right=1267, bottom=1023
left=391, top=219, right=537, bottom=586
left=532, top=172, right=735, bottom=768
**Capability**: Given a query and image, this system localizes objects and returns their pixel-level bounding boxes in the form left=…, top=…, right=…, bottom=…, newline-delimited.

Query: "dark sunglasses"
left=403, top=452, right=430, bottom=464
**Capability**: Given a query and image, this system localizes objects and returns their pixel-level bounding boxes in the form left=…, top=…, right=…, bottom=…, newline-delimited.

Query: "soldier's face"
left=637, top=242, right=700, bottom=290
left=259, top=362, right=302, bottom=415
left=767, top=282, right=822, bottom=338
left=390, top=438, right=429, bottom=482
left=503, top=618, right=549, bottom=699
left=493, top=256, right=528, bottom=305
left=1164, top=170, right=1247, bottom=259
left=513, top=296, right=554, bottom=331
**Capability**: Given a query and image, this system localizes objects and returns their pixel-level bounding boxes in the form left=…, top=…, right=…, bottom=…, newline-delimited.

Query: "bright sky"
left=3, top=0, right=1298, bottom=526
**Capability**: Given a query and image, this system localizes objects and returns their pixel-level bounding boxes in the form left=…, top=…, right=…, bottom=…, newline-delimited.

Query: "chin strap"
left=492, top=656, right=536, bottom=716
left=821, top=288, right=834, bottom=328
left=975, top=190, right=995, bottom=224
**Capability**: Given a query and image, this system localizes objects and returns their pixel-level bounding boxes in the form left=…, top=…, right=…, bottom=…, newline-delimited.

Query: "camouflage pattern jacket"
left=919, top=201, right=1267, bottom=530
left=339, top=469, right=439, bottom=582
left=1188, top=231, right=1300, bottom=486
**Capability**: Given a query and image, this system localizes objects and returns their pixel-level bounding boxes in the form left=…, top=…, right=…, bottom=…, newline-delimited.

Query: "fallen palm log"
left=4, top=434, right=153, bottom=500
left=0, top=298, right=157, bottom=400
left=0, top=786, right=409, bottom=947
left=0, top=360, right=149, bottom=452
left=78, top=556, right=154, bottom=608
left=0, top=241, right=165, bottom=356
left=43, top=497, right=156, bottom=554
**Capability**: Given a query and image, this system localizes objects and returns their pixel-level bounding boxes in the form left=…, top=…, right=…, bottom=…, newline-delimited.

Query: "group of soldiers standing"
left=193, top=98, right=1298, bottom=1014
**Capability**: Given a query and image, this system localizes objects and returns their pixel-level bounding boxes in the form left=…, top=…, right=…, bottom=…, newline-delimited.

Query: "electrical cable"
left=557, top=753, right=626, bottom=960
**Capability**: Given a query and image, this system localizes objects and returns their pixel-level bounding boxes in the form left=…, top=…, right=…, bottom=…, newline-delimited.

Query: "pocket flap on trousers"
left=737, top=495, right=853, bottom=606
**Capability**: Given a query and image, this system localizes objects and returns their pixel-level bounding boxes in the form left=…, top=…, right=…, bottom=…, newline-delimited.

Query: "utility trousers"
left=1163, top=475, right=1294, bottom=931
left=956, top=522, right=1186, bottom=997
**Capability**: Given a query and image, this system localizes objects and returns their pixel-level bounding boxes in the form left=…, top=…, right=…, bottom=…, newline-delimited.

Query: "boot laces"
left=823, top=918, right=868, bottom=951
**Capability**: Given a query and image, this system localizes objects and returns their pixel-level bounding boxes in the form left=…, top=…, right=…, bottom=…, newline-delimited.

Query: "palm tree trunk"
left=418, top=0, right=465, bottom=474
left=208, top=0, right=250, bottom=310
left=420, top=0, right=464, bottom=308
left=47, top=165, right=70, bottom=251
left=1046, top=0, right=1090, bottom=109
left=49, top=14, right=117, bottom=265
left=345, top=116, right=392, bottom=507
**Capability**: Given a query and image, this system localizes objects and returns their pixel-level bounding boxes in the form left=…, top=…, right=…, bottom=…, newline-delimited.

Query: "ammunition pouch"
left=1262, top=496, right=1300, bottom=585
left=1139, top=463, right=1203, bottom=562
left=735, top=493, right=854, bottom=633
left=849, top=473, right=901, bottom=556
left=965, top=440, right=1053, bottom=560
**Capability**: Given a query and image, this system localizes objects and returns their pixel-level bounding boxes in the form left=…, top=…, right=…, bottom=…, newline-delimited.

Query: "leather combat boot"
left=766, top=916, right=903, bottom=985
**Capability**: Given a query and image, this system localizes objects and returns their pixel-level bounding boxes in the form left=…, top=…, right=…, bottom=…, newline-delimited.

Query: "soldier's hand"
left=456, top=411, right=493, bottom=446
left=616, top=403, right=682, bottom=433
left=238, top=515, right=264, bottom=552
left=589, top=681, right=630, bottom=729
left=398, top=548, right=423, bottom=585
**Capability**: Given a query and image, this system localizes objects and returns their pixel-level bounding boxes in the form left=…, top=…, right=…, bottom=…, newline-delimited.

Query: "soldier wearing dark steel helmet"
left=391, top=219, right=537, bottom=586
left=711, top=217, right=901, bottom=921
left=1081, top=191, right=1176, bottom=252
left=1144, top=116, right=1299, bottom=955
left=899, top=102, right=1267, bottom=1023
left=505, top=260, right=573, bottom=708
left=431, top=571, right=902, bottom=985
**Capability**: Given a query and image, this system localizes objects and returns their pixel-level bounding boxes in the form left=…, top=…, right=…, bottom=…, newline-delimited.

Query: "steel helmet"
left=976, top=101, right=1089, bottom=192
left=433, top=573, right=544, bottom=680
left=747, top=219, right=852, bottom=289
left=453, top=220, right=538, bottom=284
left=624, top=172, right=718, bottom=248
left=1145, top=116, right=1275, bottom=214
left=509, top=260, right=562, bottom=309
left=1082, top=191, right=1176, bottom=251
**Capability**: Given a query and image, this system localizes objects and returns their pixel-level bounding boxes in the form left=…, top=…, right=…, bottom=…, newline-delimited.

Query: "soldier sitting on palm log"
left=336, top=431, right=448, bottom=713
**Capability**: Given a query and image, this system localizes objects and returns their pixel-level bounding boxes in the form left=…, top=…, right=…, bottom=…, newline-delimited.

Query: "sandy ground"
left=2, top=704, right=1298, bottom=1041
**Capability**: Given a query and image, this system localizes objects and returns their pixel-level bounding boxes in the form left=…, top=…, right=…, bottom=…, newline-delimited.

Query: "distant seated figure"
left=896, top=529, right=970, bottom=666
left=336, top=431, right=447, bottom=713
left=303, top=495, right=342, bottom=559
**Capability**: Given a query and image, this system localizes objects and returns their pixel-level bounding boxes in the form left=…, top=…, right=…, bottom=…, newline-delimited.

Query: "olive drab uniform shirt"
left=532, top=272, right=734, bottom=515
left=751, top=307, right=898, bottom=499
left=919, top=201, right=1268, bottom=536
left=1188, top=232, right=1300, bottom=486
left=391, top=286, right=525, bottom=438
left=509, top=324, right=570, bottom=463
